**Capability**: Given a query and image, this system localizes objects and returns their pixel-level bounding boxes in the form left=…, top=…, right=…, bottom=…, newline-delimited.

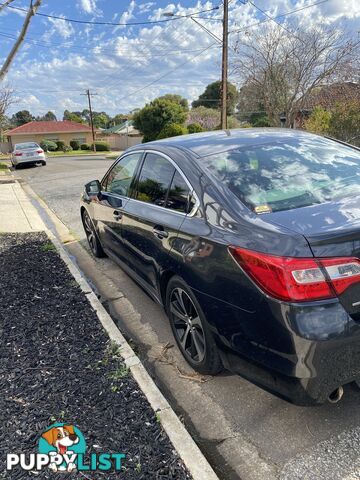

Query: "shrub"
left=70, top=140, right=80, bottom=150
left=56, top=140, right=66, bottom=152
left=40, top=140, right=57, bottom=152
left=157, top=123, right=187, bottom=140
left=81, top=143, right=90, bottom=150
left=64, top=145, right=73, bottom=152
left=92, top=142, right=110, bottom=151
left=187, top=123, right=203, bottom=134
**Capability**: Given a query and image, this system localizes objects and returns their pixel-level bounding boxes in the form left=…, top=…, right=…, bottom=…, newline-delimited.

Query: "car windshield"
left=201, top=136, right=360, bottom=214
left=15, top=143, right=39, bottom=150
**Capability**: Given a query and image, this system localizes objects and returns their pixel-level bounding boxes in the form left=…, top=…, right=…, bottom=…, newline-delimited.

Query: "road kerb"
left=45, top=224, right=220, bottom=480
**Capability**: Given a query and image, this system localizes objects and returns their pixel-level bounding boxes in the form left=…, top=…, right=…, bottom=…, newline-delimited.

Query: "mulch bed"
left=0, top=233, right=192, bottom=479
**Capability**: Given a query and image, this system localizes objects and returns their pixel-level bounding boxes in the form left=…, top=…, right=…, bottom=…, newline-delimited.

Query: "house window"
left=73, top=137, right=87, bottom=144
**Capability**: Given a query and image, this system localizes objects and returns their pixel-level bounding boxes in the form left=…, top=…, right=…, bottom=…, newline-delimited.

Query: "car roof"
left=142, top=128, right=321, bottom=157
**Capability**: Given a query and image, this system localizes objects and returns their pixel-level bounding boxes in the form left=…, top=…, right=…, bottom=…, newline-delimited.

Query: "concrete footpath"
left=0, top=178, right=219, bottom=480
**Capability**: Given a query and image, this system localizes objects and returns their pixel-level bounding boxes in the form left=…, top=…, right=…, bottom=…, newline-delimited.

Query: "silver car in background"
left=11, top=142, right=47, bottom=169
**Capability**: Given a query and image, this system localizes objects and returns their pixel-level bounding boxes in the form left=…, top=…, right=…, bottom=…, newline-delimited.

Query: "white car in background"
left=11, top=142, right=47, bottom=169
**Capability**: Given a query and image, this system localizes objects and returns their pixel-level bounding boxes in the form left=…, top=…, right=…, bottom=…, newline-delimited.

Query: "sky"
left=0, top=0, right=359, bottom=119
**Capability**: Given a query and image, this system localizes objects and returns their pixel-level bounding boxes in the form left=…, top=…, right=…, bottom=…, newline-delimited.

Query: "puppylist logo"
left=6, top=423, right=125, bottom=473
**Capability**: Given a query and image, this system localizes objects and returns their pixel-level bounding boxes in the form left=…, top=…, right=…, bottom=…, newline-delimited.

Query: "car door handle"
left=153, top=226, right=169, bottom=239
left=113, top=210, right=122, bottom=221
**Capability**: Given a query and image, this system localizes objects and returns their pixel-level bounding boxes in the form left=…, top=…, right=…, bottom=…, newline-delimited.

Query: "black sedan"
left=81, top=129, right=360, bottom=406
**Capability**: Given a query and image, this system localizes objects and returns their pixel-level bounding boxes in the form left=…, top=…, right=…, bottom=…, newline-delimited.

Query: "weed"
left=41, top=242, right=56, bottom=252
left=108, top=366, right=129, bottom=381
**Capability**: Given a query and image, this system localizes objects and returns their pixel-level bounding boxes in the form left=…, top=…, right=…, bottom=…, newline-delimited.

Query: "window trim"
left=101, top=150, right=145, bottom=199
left=130, top=149, right=200, bottom=217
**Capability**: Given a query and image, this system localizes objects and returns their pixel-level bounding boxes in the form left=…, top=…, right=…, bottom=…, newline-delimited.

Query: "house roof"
left=7, top=120, right=92, bottom=136
left=301, top=82, right=360, bottom=111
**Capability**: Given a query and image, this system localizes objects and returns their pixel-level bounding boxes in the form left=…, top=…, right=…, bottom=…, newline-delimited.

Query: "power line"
left=112, top=42, right=220, bottom=101
left=0, top=3, right=220, bottom=26
left=229, top=0, right=328, bottom=34
left=248, top=1, right=303, bottom=41
left=0, top=31, right=220, bottom=57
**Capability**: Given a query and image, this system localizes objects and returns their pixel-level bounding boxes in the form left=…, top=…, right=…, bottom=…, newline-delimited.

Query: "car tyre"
left=82, top=210, right=106, bottom=258
left=42, top=161, right=47, bottom=166
left=166, top=275, right=222, bottom=375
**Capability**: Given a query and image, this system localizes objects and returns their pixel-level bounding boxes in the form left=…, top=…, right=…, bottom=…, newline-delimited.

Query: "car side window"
left=135, top=153, right=175, bottom=206
left=166, top=171, right=193, bottom=213
left=105, top=153, right=141, bottom=197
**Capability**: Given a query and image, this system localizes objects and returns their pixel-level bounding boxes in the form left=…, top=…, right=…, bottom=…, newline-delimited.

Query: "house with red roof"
left=6, top=120, right=93, bottom=148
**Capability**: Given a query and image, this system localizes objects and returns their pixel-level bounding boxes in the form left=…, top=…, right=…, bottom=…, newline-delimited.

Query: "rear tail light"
left=37, top=149, right=43, bottom=154
left=15, top=152, right=23, bottom=156
left=229, top=247, right=360, bottom=302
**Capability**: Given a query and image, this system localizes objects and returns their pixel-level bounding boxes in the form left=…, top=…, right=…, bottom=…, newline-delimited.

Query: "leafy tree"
left=249, top=112, right=271, bottom=127
left=328, top=101, right=360, bottom=146
left=304, top=106, right=331, bottom=135
left=187, top=106, right=220, bottom=130
left=11, top=110, right=33, bottom=126
left=157, top=123, right=188, bottom=139
left=192, top=81, right=239, bottom=115
left=42, top=111, right=57, bottom=121
left=158, top=94, right=189, bottom=111
left=63, top=110, right=84, bottom=124
left=92, top=112, right=111, bottom=129
left=133, top=98, right=187, bottom=142
left=187, top=123, right=203, bottom=133
left=112, top=113, right=129, bottom=125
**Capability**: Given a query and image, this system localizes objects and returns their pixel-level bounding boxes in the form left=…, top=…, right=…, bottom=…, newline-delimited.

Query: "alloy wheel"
left=170, top=287, right=206, bottom=363
left=83, top=212, right=97, bottom=254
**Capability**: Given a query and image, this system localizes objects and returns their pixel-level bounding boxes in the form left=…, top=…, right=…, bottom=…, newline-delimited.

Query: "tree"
left=328, top=101, right=360, bottom=146
left=157, top=123, right=188, bottom=139
left=92, top=112, right=111, bottom=129
left=0, top=0, right=43, bottom=80
left=187, top=106, right=220, bottom=130
left=63, top=110, right=84, bottom=124
left=0, top=86, right=14, bottom=127
left=12, top=110, right=33, bottom=126
left=192, top=81, right=239, bottom=115
left=304, top=106, right=331, bottom=135
left=133, top=98, right=187, bottom=142
left=112, top=113, right=128, bottom=125
left=158, top=94, right=189, bottom=111
left=233, top=24, right=359, bottom=127
left=36, top=111, right=57, bottom=122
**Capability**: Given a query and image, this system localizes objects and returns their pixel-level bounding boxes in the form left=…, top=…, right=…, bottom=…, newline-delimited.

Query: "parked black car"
left=81, top=129, right=360, bottom=406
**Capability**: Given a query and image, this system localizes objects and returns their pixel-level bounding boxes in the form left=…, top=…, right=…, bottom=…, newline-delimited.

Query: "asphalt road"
left=15, top=157, right=360, bottom=480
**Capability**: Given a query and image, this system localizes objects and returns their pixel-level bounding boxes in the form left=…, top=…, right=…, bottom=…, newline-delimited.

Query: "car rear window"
left=201, top=137, right=360, bottom=214
left=15, top=143, right=39, bottom=150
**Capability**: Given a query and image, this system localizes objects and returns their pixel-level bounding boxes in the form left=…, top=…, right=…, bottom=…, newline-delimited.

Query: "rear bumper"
left=13, top=156, right=46, bottom=165
left=195, top=290, right=360, bottom=405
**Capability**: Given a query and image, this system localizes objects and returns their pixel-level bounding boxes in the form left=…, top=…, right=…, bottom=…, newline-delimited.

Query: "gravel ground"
left=0, top=233, right=191, bottom=479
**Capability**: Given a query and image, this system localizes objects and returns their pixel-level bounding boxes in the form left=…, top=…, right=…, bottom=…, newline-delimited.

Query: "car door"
left=119, top=151, right=196, bottom=298
left=93, top=151, right=143, bottom=257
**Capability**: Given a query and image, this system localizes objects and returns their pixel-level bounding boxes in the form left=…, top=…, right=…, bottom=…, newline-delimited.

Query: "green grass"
left=0, top=162, right=8, bottom=170
left=47, top=150, right=105, bottom=157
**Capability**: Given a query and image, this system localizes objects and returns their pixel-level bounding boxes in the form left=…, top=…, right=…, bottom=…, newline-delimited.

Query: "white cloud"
left=78, top=0, right=98, bottom=14
left=114, top=0, right=136, bottom=31
left=138, top=2, right=155, bottom=14
left=45, top=16, right=75, bottom=39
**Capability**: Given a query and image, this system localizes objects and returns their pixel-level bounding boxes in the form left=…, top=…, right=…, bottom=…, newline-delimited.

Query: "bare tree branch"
left=232, top=23, right=360, bottom=126
left=0, top=0, right=15, bottom=13
left=0, top=0, right=43, bottom=82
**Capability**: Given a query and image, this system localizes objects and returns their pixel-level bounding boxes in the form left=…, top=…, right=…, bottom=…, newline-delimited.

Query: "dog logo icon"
left=38, top=423, right=86, bottom=472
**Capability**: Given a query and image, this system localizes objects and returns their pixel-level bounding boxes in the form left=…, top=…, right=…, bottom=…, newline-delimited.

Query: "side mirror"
left=85, top=180, right=101, bottom=196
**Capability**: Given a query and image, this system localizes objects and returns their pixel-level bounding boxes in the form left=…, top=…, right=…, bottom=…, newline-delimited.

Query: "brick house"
left=6, top=120, right=93, bottom=149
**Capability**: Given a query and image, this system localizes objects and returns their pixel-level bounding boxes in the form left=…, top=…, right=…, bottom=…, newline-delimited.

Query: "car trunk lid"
left=264, top=196, right=360, bottom=318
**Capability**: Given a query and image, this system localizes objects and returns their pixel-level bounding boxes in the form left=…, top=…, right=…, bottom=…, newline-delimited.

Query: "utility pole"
left=81, top=89, right=97, bottom=152
left=220, top=0, right=229, bottom=130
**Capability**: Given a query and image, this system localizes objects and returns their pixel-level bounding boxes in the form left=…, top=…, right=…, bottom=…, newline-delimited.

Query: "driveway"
left=15, top=156, right=360, bottom=480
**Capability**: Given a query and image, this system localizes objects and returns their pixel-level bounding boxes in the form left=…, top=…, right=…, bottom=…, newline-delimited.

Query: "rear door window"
left=166, top=171, right=192, bottom=213
left=135, top=153, right=175, bottom=206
